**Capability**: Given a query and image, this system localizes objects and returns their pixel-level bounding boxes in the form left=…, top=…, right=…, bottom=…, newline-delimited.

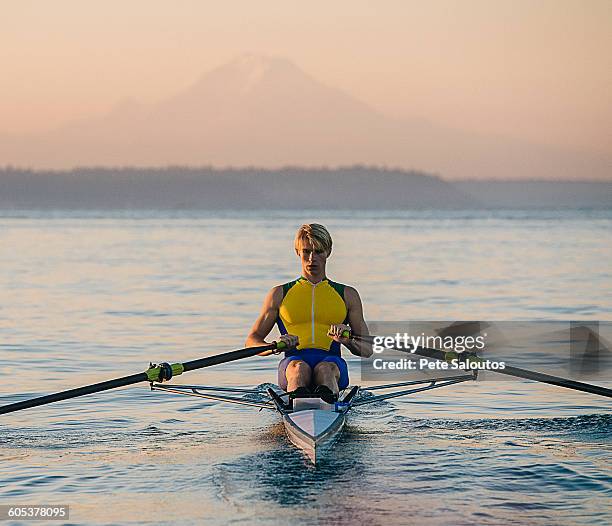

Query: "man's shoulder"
left=278, top=278, right=301, bottom=296
left=265, top=284, right=285, bottom=306
left=327, top=280, right=360, bottom=300
left=270, top=279, right=302, bottom=302
left=337, top=285, right=361, bottom=307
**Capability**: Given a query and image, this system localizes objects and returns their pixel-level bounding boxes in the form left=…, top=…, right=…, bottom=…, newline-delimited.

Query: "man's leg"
left=313, top=361, right=340, bottom=394
left=285, top=360, right=312, bottom=391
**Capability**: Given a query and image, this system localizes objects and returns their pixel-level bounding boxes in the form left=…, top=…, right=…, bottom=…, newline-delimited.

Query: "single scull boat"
left=1, top=336, right=610, bottom=464
left=150, top=372, right=477, bottom=463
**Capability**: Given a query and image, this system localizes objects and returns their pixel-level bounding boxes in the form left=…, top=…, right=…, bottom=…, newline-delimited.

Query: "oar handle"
left=326, top=328, right=352, bottom=338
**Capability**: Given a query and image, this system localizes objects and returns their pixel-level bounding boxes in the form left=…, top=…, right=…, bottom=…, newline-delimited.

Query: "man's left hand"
left=327, top=324, right=351, bottom=343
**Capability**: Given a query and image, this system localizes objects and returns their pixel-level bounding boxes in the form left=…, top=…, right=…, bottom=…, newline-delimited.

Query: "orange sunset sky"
left=1, top=0, right=610, bottom=178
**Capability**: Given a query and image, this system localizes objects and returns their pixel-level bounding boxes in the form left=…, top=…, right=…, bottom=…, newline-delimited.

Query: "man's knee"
left=286, top=360, right=311, bottom=376
left=314, top=361, right=339, bottom=377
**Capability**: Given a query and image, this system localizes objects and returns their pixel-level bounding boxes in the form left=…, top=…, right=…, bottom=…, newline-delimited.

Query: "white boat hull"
left=283, top=408, right=346, bottom=463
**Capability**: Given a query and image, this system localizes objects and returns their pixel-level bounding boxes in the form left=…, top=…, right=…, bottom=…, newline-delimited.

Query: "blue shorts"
left=278, top=349, right=349, bottom=391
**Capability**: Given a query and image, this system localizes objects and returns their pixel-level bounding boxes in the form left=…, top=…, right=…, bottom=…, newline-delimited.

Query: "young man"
left=245, top=223, right=371, bottom=402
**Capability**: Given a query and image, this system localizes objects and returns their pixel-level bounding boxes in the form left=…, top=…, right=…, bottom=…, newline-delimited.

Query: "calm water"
left=1, top=209, right=611, bottom=526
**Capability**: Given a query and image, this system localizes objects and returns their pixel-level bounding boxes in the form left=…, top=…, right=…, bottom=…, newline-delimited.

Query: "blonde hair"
left=294, top=224, right=333, bottom=255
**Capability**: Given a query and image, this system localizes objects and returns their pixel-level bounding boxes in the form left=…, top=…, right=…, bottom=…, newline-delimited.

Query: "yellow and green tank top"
left=277, top=277, right=348, bottom=356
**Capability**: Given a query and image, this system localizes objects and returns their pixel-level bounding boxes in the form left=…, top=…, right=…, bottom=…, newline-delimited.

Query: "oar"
left=351, top=334, right=612, bottom=398
left=0, top=342, right=284, bottom=415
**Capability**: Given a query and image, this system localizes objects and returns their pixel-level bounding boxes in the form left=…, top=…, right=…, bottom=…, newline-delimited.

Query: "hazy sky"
left=2, top=0, right=610, bottom=156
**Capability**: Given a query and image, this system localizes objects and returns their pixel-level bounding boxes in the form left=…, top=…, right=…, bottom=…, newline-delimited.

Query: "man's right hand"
left=278, top=334, right=299, bottom=350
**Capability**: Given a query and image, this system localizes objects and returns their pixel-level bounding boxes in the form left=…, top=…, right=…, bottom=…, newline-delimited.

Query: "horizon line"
left=1, top=164, right=610, bottom=183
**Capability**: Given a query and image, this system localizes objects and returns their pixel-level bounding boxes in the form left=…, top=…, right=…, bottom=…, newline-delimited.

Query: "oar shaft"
left=0, top=342, right=279, bottom=415
left=0, top=372, right=148, bottom=415
left=410, top=347, right=612, bottom=398
left=497, top=365, right=612, bottom=398
left=351, top=333, right=612, bottom=398
left=182, top=345, right=274, bottom=372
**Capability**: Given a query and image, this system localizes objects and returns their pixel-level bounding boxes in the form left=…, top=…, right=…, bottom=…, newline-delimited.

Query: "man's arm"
left=245, top=286, right=283, bottom=354
left=246, top=286, right=299, bottom=355
left=342, top=286, right=372, bottom=357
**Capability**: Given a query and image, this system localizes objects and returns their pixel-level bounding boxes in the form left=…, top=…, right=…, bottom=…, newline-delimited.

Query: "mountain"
left=0, top=54, right=609, bottom=180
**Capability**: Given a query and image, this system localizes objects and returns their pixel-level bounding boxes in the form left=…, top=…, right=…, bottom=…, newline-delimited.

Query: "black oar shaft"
left=0, top=372, right=148, bottom=415
left=351, top=334, right=612, bottom=398
left=182, top=345, right=272, bottom=372
left=497, top=365, right=612, bottom=398
left=410, top=347, right=612, bottom=398
left=0, top=343, right=278, bottom=415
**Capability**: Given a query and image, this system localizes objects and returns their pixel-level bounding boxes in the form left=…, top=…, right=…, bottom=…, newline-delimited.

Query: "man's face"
left=297, top=242, right=329, bottom=276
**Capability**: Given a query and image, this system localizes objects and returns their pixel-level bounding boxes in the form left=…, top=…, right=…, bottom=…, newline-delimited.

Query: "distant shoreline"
left=1, top=166, right=610, bottom=210
left=1, top=165, right=609, bottom=183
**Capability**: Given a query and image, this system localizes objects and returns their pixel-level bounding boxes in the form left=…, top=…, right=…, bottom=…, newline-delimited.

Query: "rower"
left=245, top=223, right=372, bottom=404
